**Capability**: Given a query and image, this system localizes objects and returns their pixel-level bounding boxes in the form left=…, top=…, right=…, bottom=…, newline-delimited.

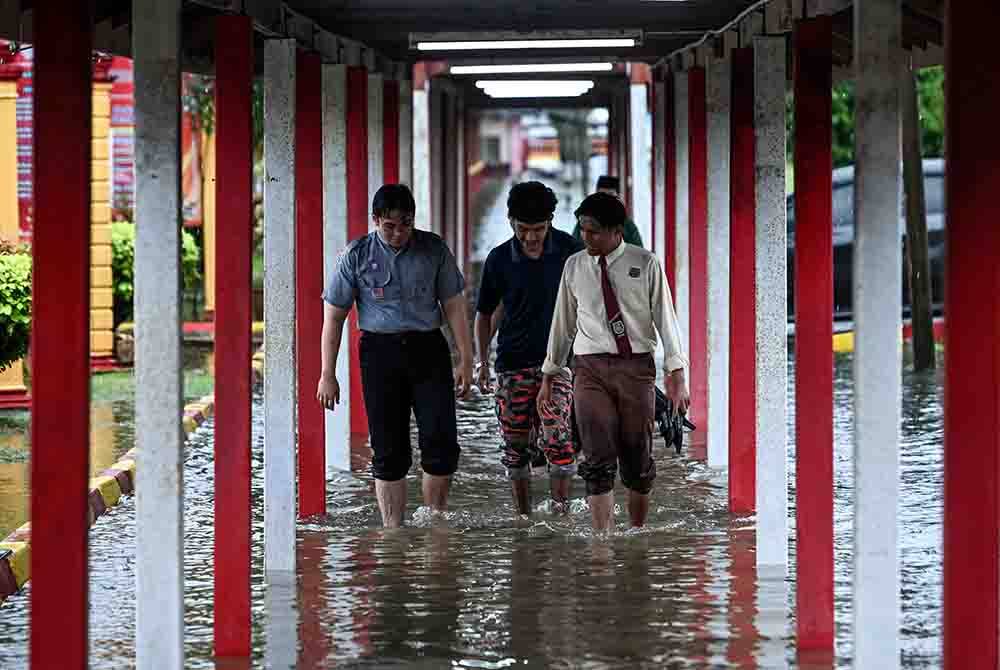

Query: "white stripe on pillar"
left=707, top=58, right=731, bottom=471
left=753, top=36, right=789, bottom=570
left=134, top=0, right=184, bottom=665
left=263, top=38, right=297, bottom=574
left=399, top=79, right=413, bottom=188
left=674, top=71, right=691, bottom=357
left=413, top=83, right=431, bottom=230
left=368, top=72, right=384, bottom=207
left=455, top=96, right=466, bottom=269
left=322, top=63, right=351, bottom=472
left=653, top=79, right=667, bottom=263
left=630, top=82, right=652, bottom=249
left=852, top=0, right=902, bottom=664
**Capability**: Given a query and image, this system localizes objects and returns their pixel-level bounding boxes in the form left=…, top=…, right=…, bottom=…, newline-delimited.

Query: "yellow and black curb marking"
left=0, top=394, right=217, bottom=604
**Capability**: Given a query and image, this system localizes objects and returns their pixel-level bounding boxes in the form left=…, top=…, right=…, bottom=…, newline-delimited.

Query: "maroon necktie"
left=598, top=255, right=632, bottom=356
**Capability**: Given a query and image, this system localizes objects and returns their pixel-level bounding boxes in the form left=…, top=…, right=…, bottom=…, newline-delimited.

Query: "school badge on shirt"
left=612, top=319, right=626, bottom=336
left=629, top=267, right=641, bottom=278
left=372, top=287, right=385, bottom=300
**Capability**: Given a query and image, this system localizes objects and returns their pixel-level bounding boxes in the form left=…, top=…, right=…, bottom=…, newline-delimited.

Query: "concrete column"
left=753, top=36, right=788, bottom=569
left=674, top=71, right=690, bottom=357
left=706, top=58, right=731, bottom=471
left=412, top=76, right=431, bottom=229
left=383, top=78, right=400, bottom=184
left=133, top=0, right=184, bottom=666
left=322, top=64, right=351, bottom=472
left=455, top=96, right=467, bottom=270
left=295, top=51, right=325, bottom=519
left=213, top=14, right=254, bottom=656
left=653, top=79, right=666, bottom=264
left=794, top=16, right=834, bottom=651
left=91, top=79, right=114, bottom=360
left=31, top=2, right=92, bottom=666
left=630, top=82, right=652, bottom=248
left=367, top=72, right=384, bottom=208
left=729, top=46, right=756, bottom=514
left=263, top=38, right=297, bottom=575
left=852, top=0, right=902, bottom=665
left=944, top=5, right=1000, bottom=668
left=399, top=79, right=413, bottom=188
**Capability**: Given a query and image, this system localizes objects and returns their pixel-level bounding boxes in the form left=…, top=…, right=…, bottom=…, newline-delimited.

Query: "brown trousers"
left=572, top=353, right=656, bottom=496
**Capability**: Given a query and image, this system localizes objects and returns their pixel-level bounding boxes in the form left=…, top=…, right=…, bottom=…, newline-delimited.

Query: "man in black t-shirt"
left=475, top=181, right=585, bottom=516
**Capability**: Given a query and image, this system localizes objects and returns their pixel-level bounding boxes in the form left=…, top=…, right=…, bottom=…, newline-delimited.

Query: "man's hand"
left=454, top=358, right=474, bottom=399
left=665, top=368, right=690, bottom=417
left=476, top=362, right=493, bottom=394
left=536, top=374, right=555, bottom=413
left=316, top=374, right=340, bottom=410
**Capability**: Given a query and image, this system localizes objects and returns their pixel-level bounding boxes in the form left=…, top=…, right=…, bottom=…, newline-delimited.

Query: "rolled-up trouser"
left=360, top=329, right=460, bottom=481
left=494, top=367, right=577, bottom=479
left=573, top=353, right=656, bottom=496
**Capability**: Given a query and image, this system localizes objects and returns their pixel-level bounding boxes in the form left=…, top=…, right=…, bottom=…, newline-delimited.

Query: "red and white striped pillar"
left=944, top=4, right=1000, bottom=668
left=296, top=50, right=325, bottom=519
left=346, top=65, right=369, bottom=437
left=687, top=65, right=708, bottom=441
left=31, top=1, right=92, bottom=666
left=214, top=14, right=254, bottom=657
left=793, top=16, right=834, bottom=652
left=729, top=46, right=756, bottom=514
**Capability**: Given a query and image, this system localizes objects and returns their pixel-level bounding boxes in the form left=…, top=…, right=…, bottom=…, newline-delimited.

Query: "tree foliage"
left=0, top=240, right=31, bottom=372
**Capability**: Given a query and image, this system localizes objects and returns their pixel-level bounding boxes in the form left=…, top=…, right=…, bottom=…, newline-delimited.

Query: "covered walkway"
left=6, top=1, right=997, bottom=669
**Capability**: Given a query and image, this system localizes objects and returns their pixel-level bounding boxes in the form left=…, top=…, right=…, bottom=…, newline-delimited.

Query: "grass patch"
left=0, top=411, right=29, bottom=434
left=0, top=443, right=28, bottom=463
left=90, top=370, right=215, bottom=404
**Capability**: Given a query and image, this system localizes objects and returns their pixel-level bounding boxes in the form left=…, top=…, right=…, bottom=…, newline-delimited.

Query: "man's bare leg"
left=375, top=479, right=407, bottom=528
left=549, top=476, right=571, bottom=514
left=510, top=479, right=532, bottom=515
left=628, top=489, right=650, bottom=527
left=588, top=491, right=615, bottom=532
left=422, top=473, right=451, bottom=512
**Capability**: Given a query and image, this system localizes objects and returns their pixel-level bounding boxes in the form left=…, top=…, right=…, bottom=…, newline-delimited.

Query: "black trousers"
left=360, top=329, right=460, bottom=481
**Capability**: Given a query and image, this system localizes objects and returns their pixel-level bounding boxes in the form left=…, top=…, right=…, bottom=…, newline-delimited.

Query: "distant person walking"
left=316, top=184, right=474, bottom=528
left=572, top=175, right=644, bottom=247
left=475, top=181, right=585, bottom=515
left=540, top=192, right=688, bottom=531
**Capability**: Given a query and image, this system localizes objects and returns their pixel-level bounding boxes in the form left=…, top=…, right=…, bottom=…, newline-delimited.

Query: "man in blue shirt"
left=317, top=184, right=473, bottom=528
left=475, top=181, right=585, bottom=515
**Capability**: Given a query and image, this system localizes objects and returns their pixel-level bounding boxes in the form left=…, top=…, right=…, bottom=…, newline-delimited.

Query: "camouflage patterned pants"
left=494, top=367, right=576, bottom=477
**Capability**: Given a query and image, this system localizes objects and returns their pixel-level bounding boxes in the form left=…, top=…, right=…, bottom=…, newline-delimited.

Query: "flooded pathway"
left=0, top=173, right=945, bottom=668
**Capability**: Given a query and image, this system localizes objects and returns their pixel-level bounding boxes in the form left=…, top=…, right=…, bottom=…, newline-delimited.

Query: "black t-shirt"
left=476, top=228, right=584, bottom=372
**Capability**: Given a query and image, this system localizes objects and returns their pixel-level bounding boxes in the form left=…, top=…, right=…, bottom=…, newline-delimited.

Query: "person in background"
left=475, top=181, right=584, bottom=516
left=540, top=192, right=688, bottom=532
left=316, top=184, right=474, bottom=528
left=572, top=175, right=644, bottom=247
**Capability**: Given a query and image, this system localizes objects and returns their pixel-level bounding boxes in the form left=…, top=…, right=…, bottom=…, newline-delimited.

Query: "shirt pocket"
left=358, top=265, right=400, bottom=301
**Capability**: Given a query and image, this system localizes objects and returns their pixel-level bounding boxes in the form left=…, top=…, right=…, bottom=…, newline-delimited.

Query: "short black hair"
left=507, top=181, right=557, bottom=224
left=574, top=192, right=626, bottom=231
left=372, top=184, right=415, bottom=217
left=596, top=175, right=620, bottom=193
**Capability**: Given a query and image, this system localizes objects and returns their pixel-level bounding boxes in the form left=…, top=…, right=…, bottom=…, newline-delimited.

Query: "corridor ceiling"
left=0, top=1, right=944, bottom=75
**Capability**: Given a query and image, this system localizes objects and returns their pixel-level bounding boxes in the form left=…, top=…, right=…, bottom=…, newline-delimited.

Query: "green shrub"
left=111, top=221, right=202, bottom=325
left=0, top=243, right=31, bottom=372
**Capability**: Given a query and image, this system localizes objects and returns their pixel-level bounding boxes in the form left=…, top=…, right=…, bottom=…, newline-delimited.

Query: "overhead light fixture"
left=450, top=62, right=615, bottom=75
left=475, top=79, right=596, bottom=98
left=411, top=30, right=642, bottom=52
left=419, top=38, right=634, bottom=51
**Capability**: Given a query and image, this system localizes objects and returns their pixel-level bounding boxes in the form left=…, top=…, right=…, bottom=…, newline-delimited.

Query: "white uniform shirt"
left=541, top=240, right=688, bottom=375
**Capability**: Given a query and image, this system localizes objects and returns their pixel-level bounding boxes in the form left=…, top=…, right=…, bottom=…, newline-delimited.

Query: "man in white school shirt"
left=538, top=192, right=689, bottom=532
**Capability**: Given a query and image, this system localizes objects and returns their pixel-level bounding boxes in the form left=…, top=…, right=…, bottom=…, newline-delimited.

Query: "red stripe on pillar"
left=688, top=66, right=708, bottom=428
left=729, top=47, right=757, bottom=514
left=944, top=5, right=1000, bottom=668
left=651, top=80, right=657, bottom=256
left=31, top=2, right=92, bottom=666
left=664, top=72, right=677, bottom=298
left=384, top=79, right=400, bottom=184
left=214, top=15, right=253, bottom=657
left=793, top=17, right=834, bottom=652
left=296, top=51, right=326, bottom=519
left=347, top=67, right=369, bottom=437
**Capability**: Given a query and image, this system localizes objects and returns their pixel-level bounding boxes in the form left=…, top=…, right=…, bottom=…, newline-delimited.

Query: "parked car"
left=786, top=158, right=945, bottom=320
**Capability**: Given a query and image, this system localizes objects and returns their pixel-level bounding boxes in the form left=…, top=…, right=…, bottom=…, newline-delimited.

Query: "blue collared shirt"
left=324, top=229, right=465, bottom=333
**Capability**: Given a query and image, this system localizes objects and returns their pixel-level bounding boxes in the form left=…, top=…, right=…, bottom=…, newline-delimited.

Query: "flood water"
left=0, top=172, right=945, bottom=668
